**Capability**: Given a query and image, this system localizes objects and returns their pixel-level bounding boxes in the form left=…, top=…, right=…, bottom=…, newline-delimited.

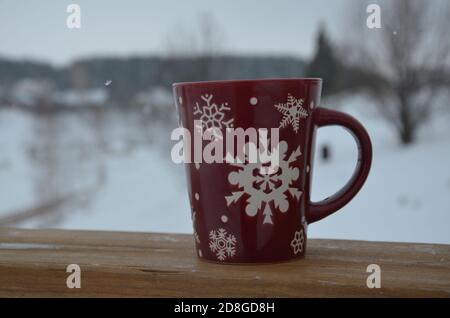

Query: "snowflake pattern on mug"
left=192, top=211, right=200, bottom=244
left=301, top=215, right=308, bottom=235
left=275, top=94, right=309, bottom=134
left=193, top=94, right=234, bottom=139
left=209, top=228, right=237, bottom=261
left=290, top=228, right=305, bottom=255
left=225, top=141, right=302, bottom=224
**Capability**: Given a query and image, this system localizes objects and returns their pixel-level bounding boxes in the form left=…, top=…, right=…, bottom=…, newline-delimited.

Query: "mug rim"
left=173, top=77, right=322, bottom=87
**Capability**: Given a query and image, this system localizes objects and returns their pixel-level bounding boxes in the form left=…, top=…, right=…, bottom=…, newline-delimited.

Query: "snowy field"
left=1, top=95, right=449, bottom=244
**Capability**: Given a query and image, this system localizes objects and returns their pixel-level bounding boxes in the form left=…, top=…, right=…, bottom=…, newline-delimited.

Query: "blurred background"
left=0, top=0, right=449, bottom=243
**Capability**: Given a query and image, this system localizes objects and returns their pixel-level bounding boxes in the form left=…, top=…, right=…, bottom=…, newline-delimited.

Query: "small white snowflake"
left=290, top=229, right=305, bottom=255
left=275, top=94, right=308, bottom=134
left=209, top=228, right=237, bottom=261
left=193, top=94, right=234, bottom=139
left=225, top=141, right=302, bottom=224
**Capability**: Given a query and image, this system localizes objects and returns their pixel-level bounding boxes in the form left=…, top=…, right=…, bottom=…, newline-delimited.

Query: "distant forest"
left=0, top=55, right=306, bottom=105
left=0, top=25, right=388, bottom=110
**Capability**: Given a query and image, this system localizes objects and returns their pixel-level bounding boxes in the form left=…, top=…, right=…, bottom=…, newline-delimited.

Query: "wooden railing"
left=0, top=228, right=449, bottom=297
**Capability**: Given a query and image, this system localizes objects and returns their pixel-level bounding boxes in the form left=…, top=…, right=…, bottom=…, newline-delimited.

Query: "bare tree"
left=195, top=12, right=225, bottom=80
left=164, top=12, right=225, bottom=80
left=342, top=0, right=450, bottom=145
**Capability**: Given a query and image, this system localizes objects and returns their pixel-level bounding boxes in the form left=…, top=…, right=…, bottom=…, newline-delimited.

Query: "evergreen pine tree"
left=306, top=25, right=340, bottom=96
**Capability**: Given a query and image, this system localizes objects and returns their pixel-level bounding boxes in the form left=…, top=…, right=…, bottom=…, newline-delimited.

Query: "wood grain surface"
left=0, top=228, right=449, bottom=297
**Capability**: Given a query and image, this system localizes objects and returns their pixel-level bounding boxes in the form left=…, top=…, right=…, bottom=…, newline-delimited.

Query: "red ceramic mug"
left=173, top=78, right=372, bottom=263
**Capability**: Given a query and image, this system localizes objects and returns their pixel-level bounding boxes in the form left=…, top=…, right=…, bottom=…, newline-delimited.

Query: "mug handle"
left=306, top=107, right=373, bottom=224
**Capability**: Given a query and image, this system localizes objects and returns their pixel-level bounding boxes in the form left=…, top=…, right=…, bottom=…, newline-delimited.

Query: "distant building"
left=52, top=88, right=109, bottom=107
left=135, top=86, right=175, bottom=121
left=10, top=78, right=54, bottom=107
left=135, top=86, right=173, bottom=109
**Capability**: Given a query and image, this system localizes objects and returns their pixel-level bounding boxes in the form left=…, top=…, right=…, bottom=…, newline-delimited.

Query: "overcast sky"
left=0, top=0, right=348, bottom=66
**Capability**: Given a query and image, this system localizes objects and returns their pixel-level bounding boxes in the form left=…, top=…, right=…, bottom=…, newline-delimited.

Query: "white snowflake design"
left=275, top=94, right=309, bottom=134
left=290, top=229, right=305, bottom=255
left=225, top=141, right=302, bottom=225
left=193, top=94, right=234, bottom=139
left=209, top=228, right=237, bottom=261
left=301, top=215, right=308, bottom=235
left=194, top=232, right=200, bottom=244
left=192, top=211, right=200, bottom=244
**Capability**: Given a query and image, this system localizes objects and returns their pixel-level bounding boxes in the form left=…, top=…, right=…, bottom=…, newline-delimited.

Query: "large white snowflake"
left=225, top=141, right=302, bottom=224
left=209, top=228, right=237, bottom=261
left=193, top=94, right=234, bottom=138
left=275, top=94, right=309, bottom=134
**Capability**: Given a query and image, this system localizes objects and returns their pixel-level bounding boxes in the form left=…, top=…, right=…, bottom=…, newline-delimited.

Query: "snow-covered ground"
left=1, top=95, right=449, bottom=244
left=312, top=95, right=450, bottom=244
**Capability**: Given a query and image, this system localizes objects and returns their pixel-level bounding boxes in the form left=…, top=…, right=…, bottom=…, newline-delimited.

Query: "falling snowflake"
left=225, top=141, right=302, bottom=224
left=193, top=94, right=234, bottom=139
left=290, top=229, right=305, bottom=255
left=209, top=228, right=237, bottom=261
left=275, top=93, right=308, bottom=134
left=104, top=80, right=112, bottom=86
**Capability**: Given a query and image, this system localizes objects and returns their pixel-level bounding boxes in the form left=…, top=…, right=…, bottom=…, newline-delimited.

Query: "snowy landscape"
left=1, top=93, right=449, bottom=244
left=1, top=0, right=449, bottom=247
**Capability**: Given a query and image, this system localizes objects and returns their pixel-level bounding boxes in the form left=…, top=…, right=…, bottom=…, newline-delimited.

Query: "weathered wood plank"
left=0, top=228, right=449, bottom=297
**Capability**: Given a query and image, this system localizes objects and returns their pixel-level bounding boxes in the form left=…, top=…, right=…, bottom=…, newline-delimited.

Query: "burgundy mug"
left=173, top=78, right=372, bottom=263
